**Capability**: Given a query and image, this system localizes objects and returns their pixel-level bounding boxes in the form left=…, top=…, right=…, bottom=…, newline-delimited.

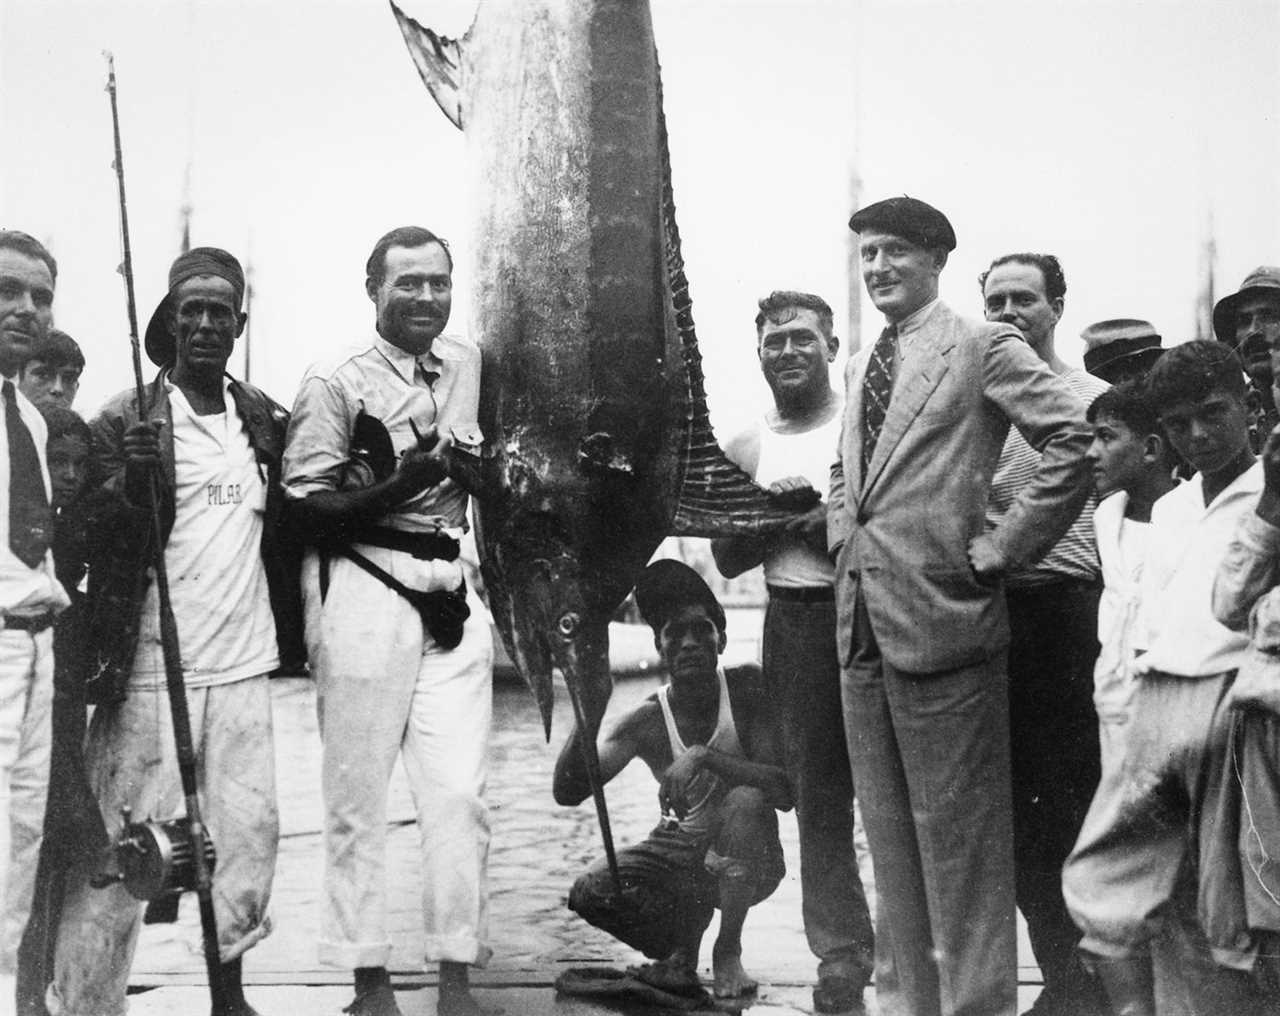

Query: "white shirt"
left=1093, top=491, right=1150, bottom=718
left=0, top=379, right=68, bottom=618
left=130, top=379, right=278, bottom=689
left=1136, top=462, right=1262, bottom=678
left=755, top=409, right=842, bottom=588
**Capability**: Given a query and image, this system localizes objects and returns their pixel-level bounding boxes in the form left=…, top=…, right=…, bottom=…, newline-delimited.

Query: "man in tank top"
left=712, top=290, right=874, bottom=1016
left=554, top=560, right=790, bottom=1001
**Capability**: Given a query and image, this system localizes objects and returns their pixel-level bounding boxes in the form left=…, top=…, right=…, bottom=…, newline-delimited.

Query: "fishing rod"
left=103, top=52, right=229, bottom=1014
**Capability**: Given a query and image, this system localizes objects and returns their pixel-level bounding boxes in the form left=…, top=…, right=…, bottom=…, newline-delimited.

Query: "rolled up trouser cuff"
left=425, top=933, right=492, bottom=967
left=318, top=937, right=392, bottom=970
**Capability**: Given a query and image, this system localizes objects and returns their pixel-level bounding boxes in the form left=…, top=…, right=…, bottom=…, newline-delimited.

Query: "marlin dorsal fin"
left=389, top=0, right=465, bottom=130
left=653, top=58, right=805, bottom=540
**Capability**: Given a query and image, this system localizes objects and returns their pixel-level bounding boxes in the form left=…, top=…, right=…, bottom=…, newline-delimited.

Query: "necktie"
left=861, top=324, right=898, bottom=473
left=5, top=380, right=51, bottom=568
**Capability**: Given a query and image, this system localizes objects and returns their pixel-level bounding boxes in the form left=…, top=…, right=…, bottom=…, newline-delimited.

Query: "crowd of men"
left=0, top=195, right=1278, bottom=1016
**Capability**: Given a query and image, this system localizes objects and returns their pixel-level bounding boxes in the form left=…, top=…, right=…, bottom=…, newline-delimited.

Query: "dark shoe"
left=813, top=975, right=867, bottom=1015
left=343, top=985, right=403, bottom=1016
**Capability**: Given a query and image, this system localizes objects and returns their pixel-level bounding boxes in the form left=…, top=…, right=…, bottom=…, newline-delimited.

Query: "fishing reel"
left=92, top=807, right=217, bottom=921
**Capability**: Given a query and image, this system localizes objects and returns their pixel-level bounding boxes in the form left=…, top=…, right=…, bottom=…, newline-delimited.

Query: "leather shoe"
left=343, top=984, right=403, bottom=1016
left=813, top=975, right=867, bottom=1015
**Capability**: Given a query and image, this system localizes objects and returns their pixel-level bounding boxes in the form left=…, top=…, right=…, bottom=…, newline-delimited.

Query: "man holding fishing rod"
left=46, top=247, right=302, bottom=1016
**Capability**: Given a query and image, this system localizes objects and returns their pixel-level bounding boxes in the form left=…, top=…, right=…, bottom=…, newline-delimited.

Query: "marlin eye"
left=557, top=613, right=579, bottom=638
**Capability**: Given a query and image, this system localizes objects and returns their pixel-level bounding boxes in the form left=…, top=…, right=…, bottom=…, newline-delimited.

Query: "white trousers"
left=0, top=627, right=53, bottom=976
left=48, top=676, right=278, bottom=1016
left=304, top=548, right=493, bottom=970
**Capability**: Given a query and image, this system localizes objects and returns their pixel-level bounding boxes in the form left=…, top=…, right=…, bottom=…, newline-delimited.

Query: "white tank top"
left=656, top=667, right=744, bottom=836
left=755, top=409, right=842, bottom=587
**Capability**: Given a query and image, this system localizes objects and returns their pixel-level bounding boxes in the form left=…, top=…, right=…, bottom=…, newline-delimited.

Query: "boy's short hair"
left=1146, top=340, right=1247, bottom=410
left=39, top=405, right=91, bottom=446
left=25, top=329, right=85, bottom=372
left=1087, top=379, right=1160, bottom=434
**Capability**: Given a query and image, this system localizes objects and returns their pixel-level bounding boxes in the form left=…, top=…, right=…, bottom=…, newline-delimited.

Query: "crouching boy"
left=553, top=560, right=789, bottom=1001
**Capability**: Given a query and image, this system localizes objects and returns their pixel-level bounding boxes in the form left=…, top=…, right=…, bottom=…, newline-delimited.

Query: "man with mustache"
left=832, top=198, right=1091, bottom=1016
left=284, top=226, right=493, bottom=1016
left=711, top=290, right=874, bottom=1015
left=0, top=230, right=68, bottom=1011
left=1214, top=267, right=1280, bottom=450
left=47, top=247, right=302, bottom=1016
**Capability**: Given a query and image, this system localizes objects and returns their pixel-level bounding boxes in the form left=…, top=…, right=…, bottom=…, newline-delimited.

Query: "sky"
left=2, top=0, right=1278, bottom=440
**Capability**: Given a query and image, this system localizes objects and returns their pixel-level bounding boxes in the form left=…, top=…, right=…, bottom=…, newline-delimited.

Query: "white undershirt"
left=130, top=383, right=278, bottom=689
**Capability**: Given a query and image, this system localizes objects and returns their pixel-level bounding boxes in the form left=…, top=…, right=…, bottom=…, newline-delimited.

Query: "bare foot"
left=711, top=944, right=757, bottom=998
left=632, top=958, right=702, bottom=995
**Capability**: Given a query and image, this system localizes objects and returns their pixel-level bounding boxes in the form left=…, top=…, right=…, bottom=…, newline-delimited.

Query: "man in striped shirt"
left=980, top=253, right=1108, bottom=1016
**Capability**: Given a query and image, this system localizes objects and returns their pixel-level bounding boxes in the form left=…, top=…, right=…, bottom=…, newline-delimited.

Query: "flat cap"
left=1212, top=266, right=1280, bottom=345
left=848, top=196, right=956, bottom=252
left=1081, top=319, right=1163, bottom=380
left=144, top=247, right=246, bottom=366
left=634, top=559, right=725, bottom=636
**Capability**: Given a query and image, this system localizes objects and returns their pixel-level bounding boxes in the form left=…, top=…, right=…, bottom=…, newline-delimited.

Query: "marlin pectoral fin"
left=389, top=0, right=465, bottom=129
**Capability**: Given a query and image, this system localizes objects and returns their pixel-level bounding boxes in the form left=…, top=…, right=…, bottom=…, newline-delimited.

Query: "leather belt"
left=348, top=525, right=460, bottom=562
left=767, top=585, right=835, bottom=603
left=3, top=611, right=55, bottom=633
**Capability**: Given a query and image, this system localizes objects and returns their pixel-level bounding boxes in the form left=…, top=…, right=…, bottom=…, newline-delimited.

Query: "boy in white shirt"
left=1083, top=381, right=1177, bottom=769
left=1064, top=341, right=1268, bottom=1015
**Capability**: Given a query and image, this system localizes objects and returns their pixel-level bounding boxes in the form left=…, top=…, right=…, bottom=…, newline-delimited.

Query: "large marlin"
left=390, top=0, right=802, bottom=874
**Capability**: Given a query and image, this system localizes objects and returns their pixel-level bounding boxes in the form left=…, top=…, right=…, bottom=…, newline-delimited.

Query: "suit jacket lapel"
left=861, top=325, right=956, bottom=496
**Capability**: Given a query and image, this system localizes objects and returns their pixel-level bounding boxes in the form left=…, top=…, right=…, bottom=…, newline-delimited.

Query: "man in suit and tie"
left=830, top=197, right=1092, bottom=1016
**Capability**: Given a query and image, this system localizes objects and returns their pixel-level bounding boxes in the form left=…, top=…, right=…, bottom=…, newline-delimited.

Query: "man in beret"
left=554, top=560, right=791, bottom=1002
left=48, top=247, right=302, bottom=1016
left=1081, top=320, right=1164, bottom=386
left=980, top=252, right=1109, bottom=1016
left=0, top=230, right=69, bottom=1010
left=1214, top=267, right=1280, bottom=449
left=831, top=197, right=1092, bottom=1016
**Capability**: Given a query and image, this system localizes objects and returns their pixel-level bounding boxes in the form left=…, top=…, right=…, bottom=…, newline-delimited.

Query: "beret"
left=848, top=196, right=956, bottom=252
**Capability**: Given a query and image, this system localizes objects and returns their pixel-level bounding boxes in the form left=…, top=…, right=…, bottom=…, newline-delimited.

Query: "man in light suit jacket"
left=829, top=197, right=1092, bottom=1016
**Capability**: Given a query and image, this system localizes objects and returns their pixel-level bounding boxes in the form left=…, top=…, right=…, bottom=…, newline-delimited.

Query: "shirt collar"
left=890, top=297, right=940, bottom=343
left=373, top=334, right=447, bottom=385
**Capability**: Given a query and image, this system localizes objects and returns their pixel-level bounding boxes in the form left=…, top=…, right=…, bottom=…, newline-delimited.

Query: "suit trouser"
left=763, top=593, right=874, bottom=986
left=1005, top=580, right=1101, bottom=994
left=48, top=676, right=278, bottom=1016
left=842, top=594, right=1016, bottom=1016
left=304, top=549, right=493, bottom=970
left=0, top=627, right=53, bottom=990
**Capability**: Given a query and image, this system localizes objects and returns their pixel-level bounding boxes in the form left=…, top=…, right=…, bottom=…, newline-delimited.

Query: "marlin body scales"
left=390, top=0, right=801, bottom=871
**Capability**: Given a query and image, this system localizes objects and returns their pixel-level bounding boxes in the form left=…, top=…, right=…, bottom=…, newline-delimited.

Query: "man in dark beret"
left=47, top=247, right=302, bottom=1016
left=554, top=559, right=792, bottom=1003
left=830, top=197, right=1092, bottom=1016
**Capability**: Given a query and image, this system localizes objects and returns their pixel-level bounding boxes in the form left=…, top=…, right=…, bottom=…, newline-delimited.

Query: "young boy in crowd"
left=1084, top=381, right=1178, bottom=770
left=16, top=329, right=83, bottom=413
left=1063, top=341, right=1268, bottom=1015
left=15, top=407, right=107, bottom=1015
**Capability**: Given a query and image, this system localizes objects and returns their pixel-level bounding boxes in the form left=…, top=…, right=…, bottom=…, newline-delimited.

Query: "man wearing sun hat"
left=1215, top=267, right=1280, bottom=446
left=1082, top=319, right=1165, bottom=386
left=832, top=196, right=1092, bottom=1016
left=46, top=247, right=301, bottom=1016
